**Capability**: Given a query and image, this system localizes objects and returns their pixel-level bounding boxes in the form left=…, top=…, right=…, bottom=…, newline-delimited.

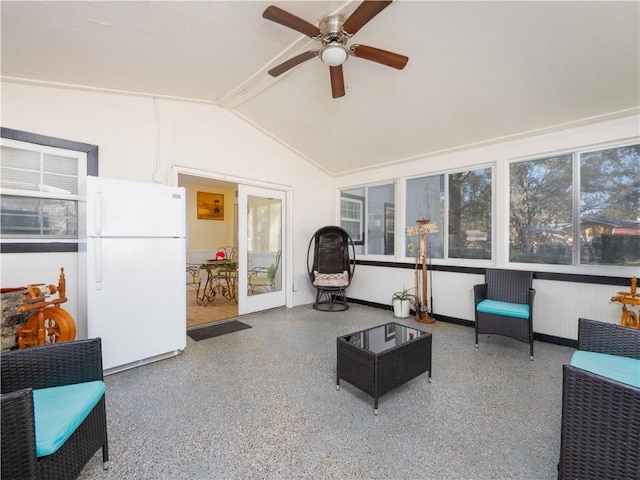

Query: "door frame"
left=237, top=184, right=286, bottom=314
left=172, top=166, right=293, bottom=312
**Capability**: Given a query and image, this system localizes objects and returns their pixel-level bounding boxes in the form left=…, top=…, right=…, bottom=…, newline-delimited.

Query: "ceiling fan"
left=262, top=0, right=408, bottom=98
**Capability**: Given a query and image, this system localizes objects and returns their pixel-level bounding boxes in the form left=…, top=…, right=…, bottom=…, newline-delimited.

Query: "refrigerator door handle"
left=94, top=189, right=102, bottom=237
left=95, top=238, right=103, bottom=290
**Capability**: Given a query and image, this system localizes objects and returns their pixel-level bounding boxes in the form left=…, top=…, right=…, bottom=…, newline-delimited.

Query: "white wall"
left=1, top=82, right=333, bottom=338
left=336, top=114, right=640, bottom=340
left=2, top=82, right=637, bottom=341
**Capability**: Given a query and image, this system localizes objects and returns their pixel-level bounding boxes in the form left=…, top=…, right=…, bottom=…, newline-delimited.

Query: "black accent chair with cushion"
left=558, top=318, right=640, bottom=480
left=307, top=226, right=356, bottom=311
left=1, top=338, right=109, bottom=479
left=474, top=269, right=535, bottom=359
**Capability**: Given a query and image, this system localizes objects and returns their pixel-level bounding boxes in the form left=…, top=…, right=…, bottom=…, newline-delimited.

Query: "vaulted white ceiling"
left=2, top=1, right=639, bottom=176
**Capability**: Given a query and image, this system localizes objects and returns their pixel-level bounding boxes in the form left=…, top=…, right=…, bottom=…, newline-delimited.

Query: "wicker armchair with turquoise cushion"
left=1, top=338, right=109, bottom=480
left=558, top=318, right=640, bottom=480
left=474, top=269, right=535, bottom=359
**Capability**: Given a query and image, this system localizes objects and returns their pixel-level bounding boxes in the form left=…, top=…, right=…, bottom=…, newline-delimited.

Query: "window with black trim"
left=0, top=128, right=98, bottom=253
left=509, top=143, right=639, bottom=267
left=1, top=143, right=82, bottom=239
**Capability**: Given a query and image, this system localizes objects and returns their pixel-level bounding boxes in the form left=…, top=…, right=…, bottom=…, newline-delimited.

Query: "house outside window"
left=340, top=192, right=364, bottom=245
left=509, top=143, right=639, bottom=267
left=341, top=183, right=395, bottom=256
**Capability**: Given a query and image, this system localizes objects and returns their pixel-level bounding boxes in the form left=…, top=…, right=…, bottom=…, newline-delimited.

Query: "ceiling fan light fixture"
left=320, top=42, right=348, bottom=66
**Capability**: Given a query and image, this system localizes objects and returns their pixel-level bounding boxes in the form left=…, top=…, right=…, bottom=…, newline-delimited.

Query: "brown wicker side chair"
left=1, top=338, right=109, bottom=479
left=306, top=225, right=356, bottom=311
left=558, top=318, right=640, bottom=480
left=474, top=269, right=535, bottom=359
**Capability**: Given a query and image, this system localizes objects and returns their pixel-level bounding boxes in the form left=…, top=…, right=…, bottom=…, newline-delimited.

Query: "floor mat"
left=187, top=320, right=252, bottom=341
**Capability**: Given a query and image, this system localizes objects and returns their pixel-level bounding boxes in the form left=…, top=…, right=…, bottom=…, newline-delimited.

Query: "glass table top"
left=339, top=322, right=429, bottom=354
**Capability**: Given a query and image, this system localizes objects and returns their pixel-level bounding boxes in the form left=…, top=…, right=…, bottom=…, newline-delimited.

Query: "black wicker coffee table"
left=337, top=322, right=432, bottom=414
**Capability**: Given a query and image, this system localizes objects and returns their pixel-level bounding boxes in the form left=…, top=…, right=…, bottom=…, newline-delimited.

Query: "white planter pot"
left=393, top=299, right=412, bottom=318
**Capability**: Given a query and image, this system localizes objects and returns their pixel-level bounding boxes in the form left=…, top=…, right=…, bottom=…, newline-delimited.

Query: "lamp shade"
left=320, top=43, right=348, bottom=66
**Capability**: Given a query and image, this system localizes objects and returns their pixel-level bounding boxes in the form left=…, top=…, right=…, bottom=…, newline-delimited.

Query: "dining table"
left=198, top=259, right=238, bottom=305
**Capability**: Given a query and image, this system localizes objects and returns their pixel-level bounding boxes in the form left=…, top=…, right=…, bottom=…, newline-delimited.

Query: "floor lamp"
left=407, top=220, right=439, bottom=324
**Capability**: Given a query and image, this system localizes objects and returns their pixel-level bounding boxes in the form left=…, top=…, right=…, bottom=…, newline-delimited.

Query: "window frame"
left=340, top=192, right=365, bottom=245
left=505, top=139, right=639, bottom=275
left=337, top=139, right=636, bottom=277
left=403, top=164, right=495, bottom=265
left=0, top=128, right=98, bottom=254
left=339, top=181, right=396, bottom=257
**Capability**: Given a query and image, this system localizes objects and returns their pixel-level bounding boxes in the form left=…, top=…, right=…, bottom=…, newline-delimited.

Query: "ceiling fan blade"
left=268, top=50, right=318, bottom=77
left=330, top=65, right=346, bottom=98
left=342, top=0, right=393, bottom=36
left=263, top=5, right=322, bottom=38
left=351, top=44, right=408, bottom=70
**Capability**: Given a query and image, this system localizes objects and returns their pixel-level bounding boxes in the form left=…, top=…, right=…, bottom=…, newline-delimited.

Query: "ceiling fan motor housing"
left=319, top=15, right=349, bottom=66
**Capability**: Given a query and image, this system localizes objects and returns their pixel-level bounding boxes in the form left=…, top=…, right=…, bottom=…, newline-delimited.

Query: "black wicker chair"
left=1, top=338, right=109, bottom=479
left=474, top=269, right=536, bottom=359
left=558, top=318, right=640, bottom=480
left=306, top=226, right=356, bottom=311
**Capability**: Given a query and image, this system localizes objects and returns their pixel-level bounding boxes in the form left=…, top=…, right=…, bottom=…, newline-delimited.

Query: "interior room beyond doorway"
left=179, top=174, right=239, bottom=328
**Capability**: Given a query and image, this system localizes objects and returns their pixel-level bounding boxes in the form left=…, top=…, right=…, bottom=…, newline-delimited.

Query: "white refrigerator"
left=80, top=176, right=186, bottom=374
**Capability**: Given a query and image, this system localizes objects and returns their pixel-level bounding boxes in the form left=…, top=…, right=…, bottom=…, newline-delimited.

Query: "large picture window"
left=341, top=183, right=395, bottom=256
left=579, top=145, right=639, bottom=266
left=406, top=175, right=444, bottom=258
left=509, top=144, right=639, bottom=267
left=406, top=167, right=492, bottom=260
left=509, top=154, right=573, bottom=264
left=448, top=168, right=492, bottom=259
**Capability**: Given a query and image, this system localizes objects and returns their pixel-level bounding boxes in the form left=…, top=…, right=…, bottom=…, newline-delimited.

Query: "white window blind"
left=1, top=141, right=83, bottom=240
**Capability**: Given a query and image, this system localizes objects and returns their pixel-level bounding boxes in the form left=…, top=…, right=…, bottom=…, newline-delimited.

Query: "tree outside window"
left=580, top=145, right=640, bottom=266
left=509, top=144, right=639, bottom=267
left=448, top=168, right=492, bottom=259
left=509, top=155, right=573, bottom=264
left=406, top=168, right=491, bottom=260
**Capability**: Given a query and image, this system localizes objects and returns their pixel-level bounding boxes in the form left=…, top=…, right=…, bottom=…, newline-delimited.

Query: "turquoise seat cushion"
left=571, top=350, right=640, bottom=388
left=32, top=380, right=106, bottom=457
left=476, top=299, right=530, bottom=319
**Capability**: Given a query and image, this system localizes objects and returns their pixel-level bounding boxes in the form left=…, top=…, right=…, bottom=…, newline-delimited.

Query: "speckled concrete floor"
left=77, top=304, right=574, bottom=480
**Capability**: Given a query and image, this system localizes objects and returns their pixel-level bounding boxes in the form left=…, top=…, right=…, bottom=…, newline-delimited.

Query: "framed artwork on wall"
left=197, top=192, right=224, bottom=220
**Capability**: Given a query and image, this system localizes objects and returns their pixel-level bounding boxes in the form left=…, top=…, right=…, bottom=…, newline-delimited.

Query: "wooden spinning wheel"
left=16, top=267, right=77, bottom=348
left=18, top=306, right=76, bottom=348
left=611, top=276, right=640, bottom=330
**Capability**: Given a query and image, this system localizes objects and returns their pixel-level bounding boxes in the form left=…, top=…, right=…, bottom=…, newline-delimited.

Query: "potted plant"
left=391, top=287, right=415, bottom=318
